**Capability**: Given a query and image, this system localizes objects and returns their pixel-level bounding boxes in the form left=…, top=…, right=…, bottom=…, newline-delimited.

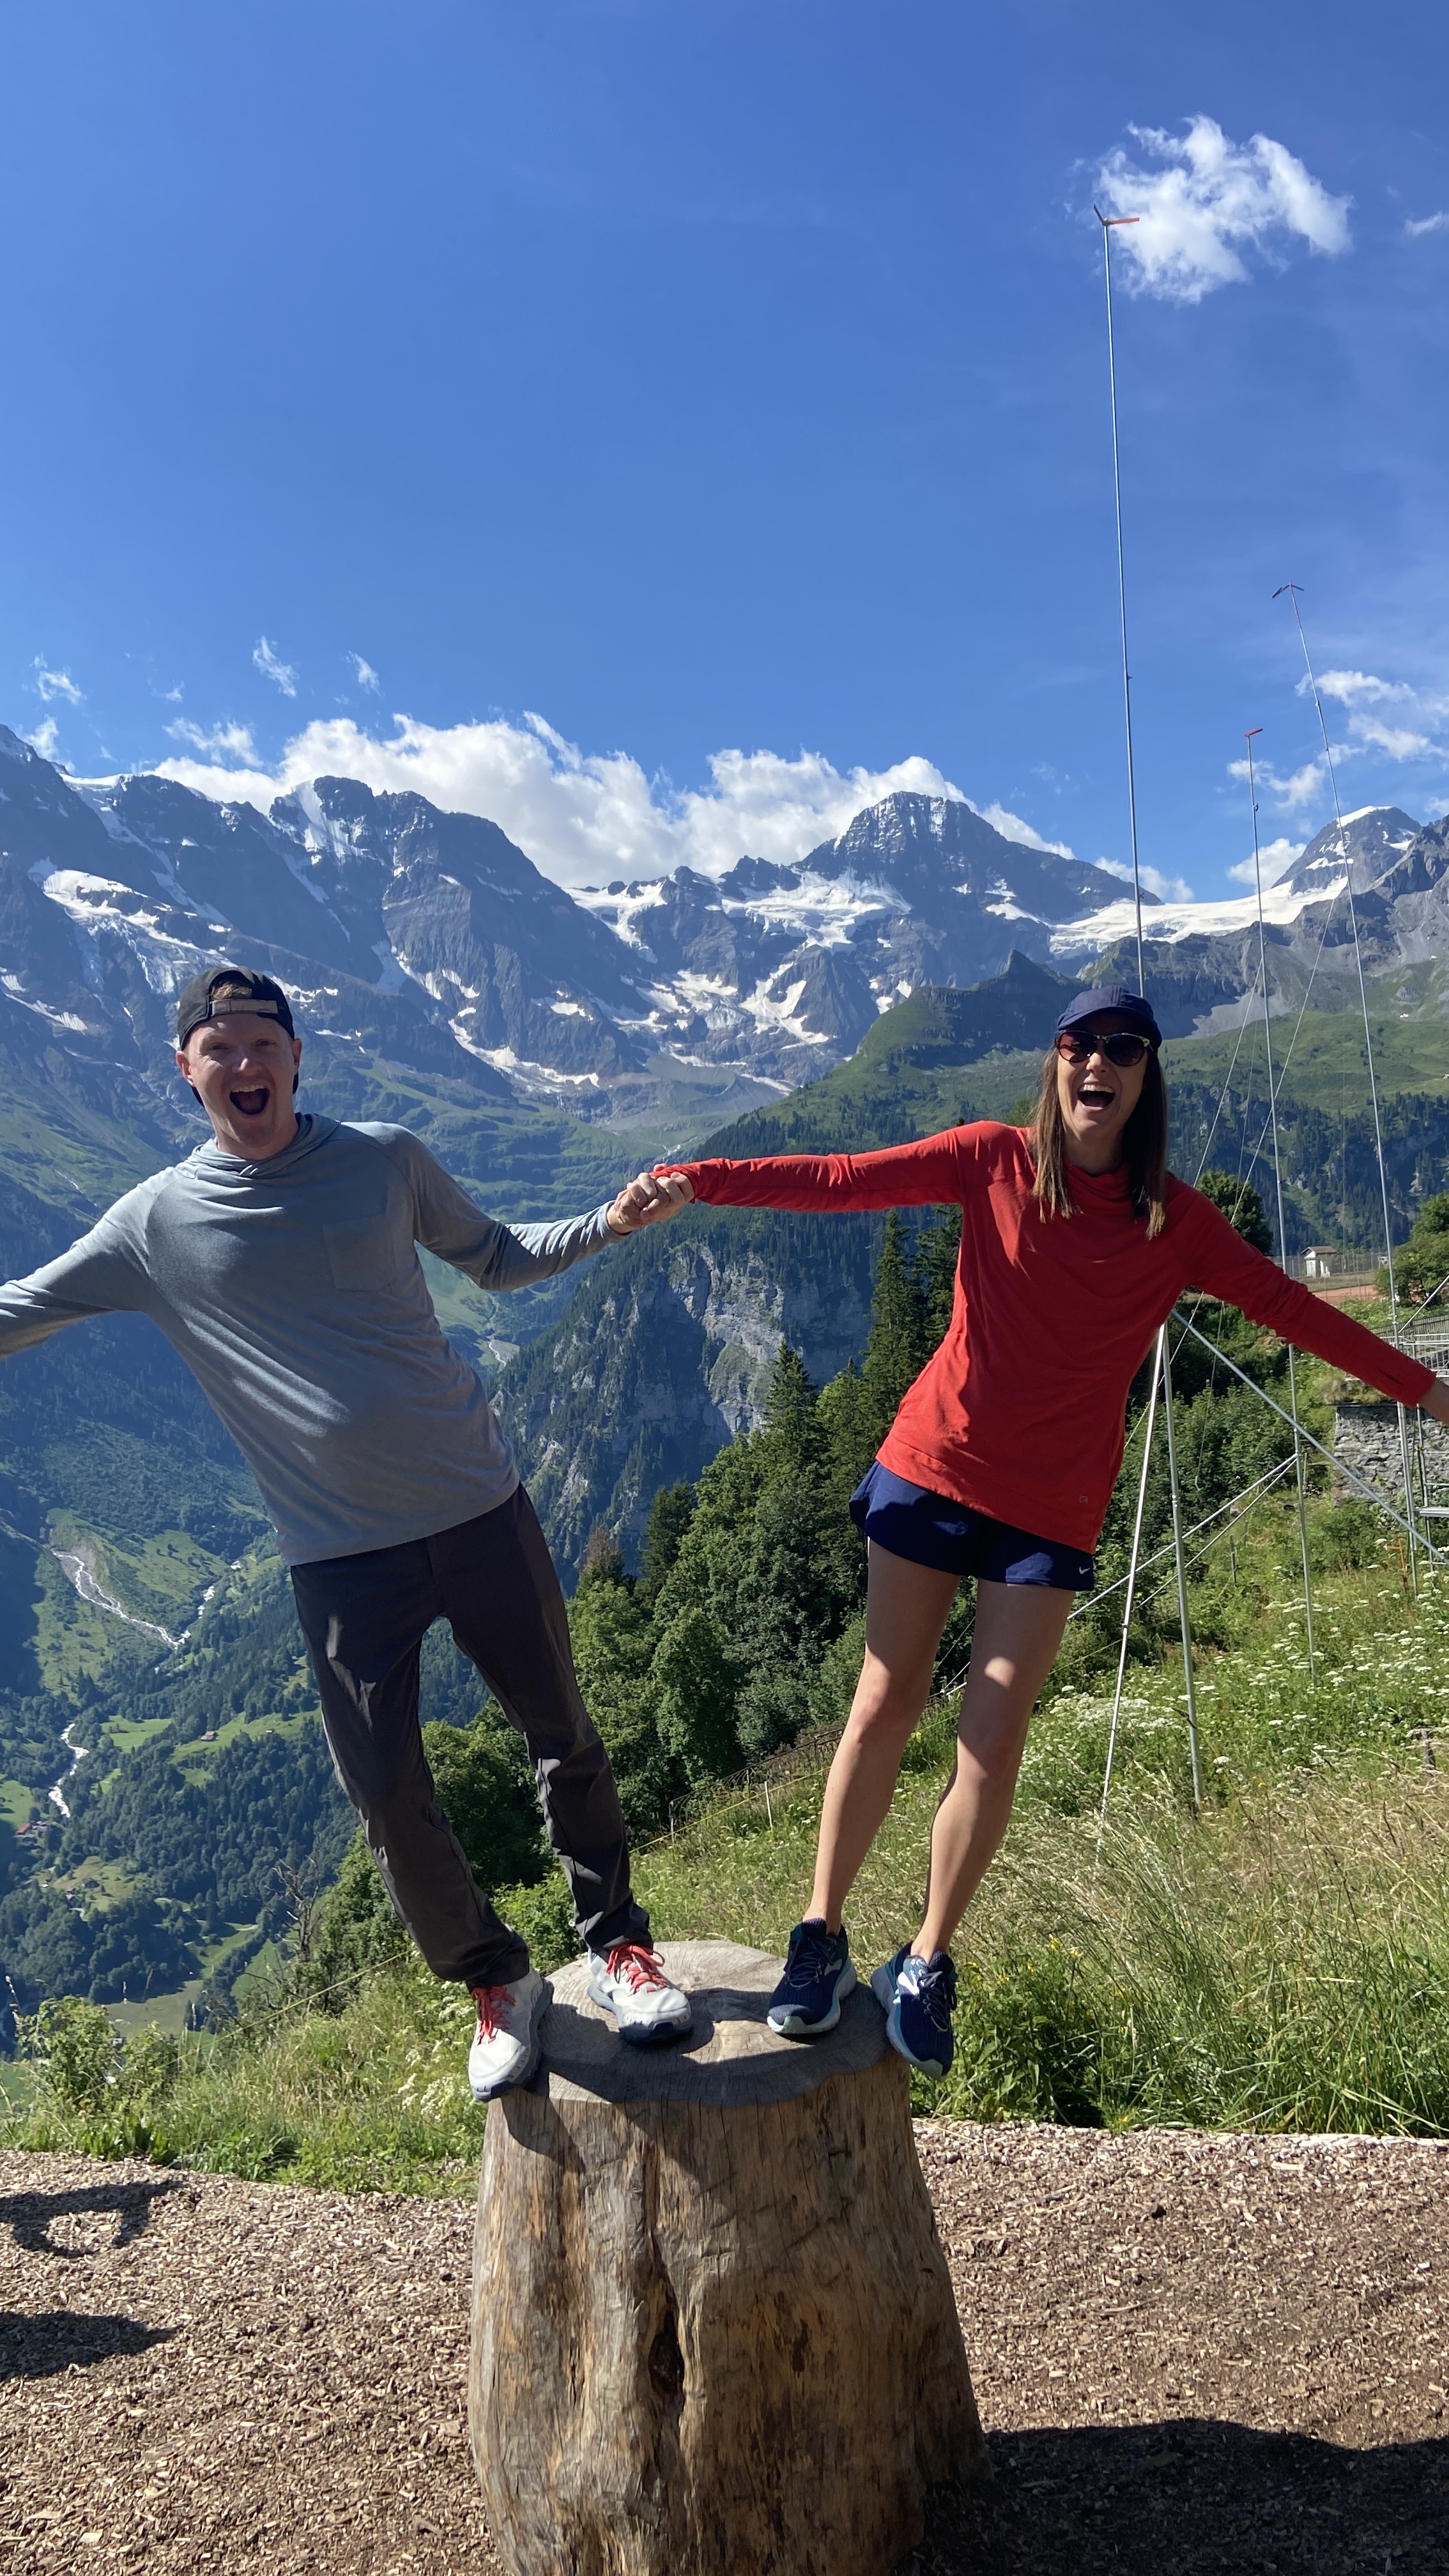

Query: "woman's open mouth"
left=1078, top=1082, right=1115, bottom=1108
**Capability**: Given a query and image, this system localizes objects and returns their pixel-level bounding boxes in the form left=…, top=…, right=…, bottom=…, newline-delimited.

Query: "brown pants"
left=291, top=1486, right=648, bottom=1985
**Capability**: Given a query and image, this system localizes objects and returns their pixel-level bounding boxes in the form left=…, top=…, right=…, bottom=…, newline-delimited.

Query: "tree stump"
left=469, top=1938, right=986, bottom=2576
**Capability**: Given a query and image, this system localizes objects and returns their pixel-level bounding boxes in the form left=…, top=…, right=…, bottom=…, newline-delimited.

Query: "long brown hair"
left=1029, top=1044, right=1169, bottom=1239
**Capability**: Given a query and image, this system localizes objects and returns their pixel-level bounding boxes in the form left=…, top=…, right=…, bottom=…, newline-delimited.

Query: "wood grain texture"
left=470, top=1940, right=986, bottom=2576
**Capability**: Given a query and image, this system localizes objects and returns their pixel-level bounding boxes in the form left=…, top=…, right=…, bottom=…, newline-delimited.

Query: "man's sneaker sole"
left=586, top=1964, right=694, bottom=2046
left=469, top=1976, right=551, bottom=2102
left=767, top=1958, right=857, bottom=2039
left=871, top=1959, right=949, bottom=2078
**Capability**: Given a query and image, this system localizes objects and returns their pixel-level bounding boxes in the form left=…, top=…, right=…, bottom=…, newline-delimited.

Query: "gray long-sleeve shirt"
left=0, top=1116, right=615, bottom=1567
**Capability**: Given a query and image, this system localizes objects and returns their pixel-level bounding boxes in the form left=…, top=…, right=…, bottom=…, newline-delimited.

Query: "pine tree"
left=578, top=1525, right=629, bottom=1588
left=569, top=1574, right=676, bottom=1834
left=914, top=1206, right=961, bottom=1351
left=638, top=1483, right=695, bottom=1600
left=816, top=1355, right=877, bottom=1503
left=760, top=1344, right=825, bottom=1472
left=861, top=1210, right=928, bottom=1448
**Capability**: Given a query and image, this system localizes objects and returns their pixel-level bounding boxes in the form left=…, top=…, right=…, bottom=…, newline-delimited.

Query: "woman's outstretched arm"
left=1180, top=1193, right=1439, bottom=1410
left=661, top=1128, right=974, bottom=1213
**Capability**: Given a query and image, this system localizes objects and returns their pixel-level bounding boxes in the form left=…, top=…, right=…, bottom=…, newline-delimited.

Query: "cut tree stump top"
left=535, top=1940, right=885, bottom=2108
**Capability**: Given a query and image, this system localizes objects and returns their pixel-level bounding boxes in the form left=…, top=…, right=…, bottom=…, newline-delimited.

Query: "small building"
left=1303, top=1246, right=1337, bottom=1280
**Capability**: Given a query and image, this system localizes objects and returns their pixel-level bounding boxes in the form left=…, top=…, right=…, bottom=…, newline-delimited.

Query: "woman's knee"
left=954, top=1705, right=1032, bottom=1790
left=847, top=1671, right=933, bottom=1748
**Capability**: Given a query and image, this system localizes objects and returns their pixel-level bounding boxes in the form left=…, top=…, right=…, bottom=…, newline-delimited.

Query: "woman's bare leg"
left=809, top=1543, right=960, bottom=1929
left=912, top=1577, right=1073, bottom=1959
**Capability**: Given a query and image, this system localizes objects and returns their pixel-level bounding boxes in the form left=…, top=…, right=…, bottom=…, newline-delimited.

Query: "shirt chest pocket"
left=323, top=1215, right=404, bottom=1294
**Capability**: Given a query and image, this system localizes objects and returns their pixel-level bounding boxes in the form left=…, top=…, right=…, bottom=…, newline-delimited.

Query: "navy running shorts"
left=850, top=1462, right=1096, bottom=1591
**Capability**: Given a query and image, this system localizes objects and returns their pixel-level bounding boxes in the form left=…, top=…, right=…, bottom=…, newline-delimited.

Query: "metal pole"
left=1275, top=583, right=1418, bottom=1589
left=1245, top=728, right=1316, bottom=1675
left=1160, top=1335, right=1203, bottom=1806
left=1096, top=1345, right=1161, bottom=1858
left=1095, top=201, right=1199, bottom=1775
left=1096, top=206, right=1146, bottom=995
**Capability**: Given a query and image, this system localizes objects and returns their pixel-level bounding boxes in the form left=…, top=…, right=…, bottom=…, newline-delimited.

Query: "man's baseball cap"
left=1055, top=984, right=1162, bottom=1048
left=176, top=967, right=296, bottom=1050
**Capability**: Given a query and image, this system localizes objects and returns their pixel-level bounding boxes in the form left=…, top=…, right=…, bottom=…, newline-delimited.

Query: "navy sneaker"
left=871, top=1945, right=958, bottom=2078
left=767, top=1919, right=857, bottom=2037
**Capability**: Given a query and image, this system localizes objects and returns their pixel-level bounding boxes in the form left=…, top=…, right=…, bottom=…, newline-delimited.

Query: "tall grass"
left=15, top=1959, right=489, bottom=2193
left=641, top=1763, right=1449, bottom=2135
left=9, top=1514, right=1449, bottom=2182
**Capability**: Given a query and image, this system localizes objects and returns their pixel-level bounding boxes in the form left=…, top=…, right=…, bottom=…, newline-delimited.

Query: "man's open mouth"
left=230, top=1086, right=270, bottom=1117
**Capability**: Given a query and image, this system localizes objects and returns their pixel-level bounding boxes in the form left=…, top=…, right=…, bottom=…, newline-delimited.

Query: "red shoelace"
left=605, top=1942, right=670, bottom=1993
left=470, top=1984, right=512, bottom=2040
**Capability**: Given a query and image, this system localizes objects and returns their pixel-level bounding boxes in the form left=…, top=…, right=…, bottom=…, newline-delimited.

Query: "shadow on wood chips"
left=0, top=2177, right=183, bottom=2257
left=898, top=2425, right=1449, bottom=2576
left=2, top=2308, right=175, bottom=2380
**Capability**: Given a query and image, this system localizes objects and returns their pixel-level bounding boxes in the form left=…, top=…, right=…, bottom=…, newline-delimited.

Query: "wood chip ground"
left=3, top=2124, right=1447, bottom=2573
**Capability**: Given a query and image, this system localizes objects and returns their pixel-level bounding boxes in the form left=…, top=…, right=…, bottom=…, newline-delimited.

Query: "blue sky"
left=4, top=0, right=1448, bottom=900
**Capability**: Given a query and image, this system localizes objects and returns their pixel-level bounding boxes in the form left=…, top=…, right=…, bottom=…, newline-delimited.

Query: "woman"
left=653, top=984, right=1449, bottom=2077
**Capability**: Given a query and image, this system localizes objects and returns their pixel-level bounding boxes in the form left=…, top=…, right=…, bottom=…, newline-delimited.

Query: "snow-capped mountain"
left=1, top=721, right=1443, bottom=1112
left=0, top=736, right=1159, bottom=1103
left=575, top=792, right=1159, bottom=1077
left=1277, top=806, right=1422, bottom=898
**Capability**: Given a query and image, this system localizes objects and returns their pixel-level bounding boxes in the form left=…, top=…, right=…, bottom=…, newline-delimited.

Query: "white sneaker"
left=586, top=1942, right=694, bottom=2046
left=467, top=1968, right=551, bottom=2099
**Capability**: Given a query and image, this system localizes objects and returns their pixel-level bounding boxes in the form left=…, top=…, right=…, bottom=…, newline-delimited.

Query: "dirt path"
left=3, top=2125, right=1447, bottom=2574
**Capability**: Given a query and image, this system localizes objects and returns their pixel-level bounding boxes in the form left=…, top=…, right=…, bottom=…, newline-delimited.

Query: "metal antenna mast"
left=1094, top=203, right=1200, bottom=1805
left=1245, top=728, right=1316, bottom=1673
left=1273, top=582, right=1418, bottom=1581
left=1095, top=207, right=1146, bottom=991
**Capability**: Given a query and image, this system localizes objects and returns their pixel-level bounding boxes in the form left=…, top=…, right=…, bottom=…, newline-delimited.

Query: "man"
left=0, top=965, right=693, bottom=2096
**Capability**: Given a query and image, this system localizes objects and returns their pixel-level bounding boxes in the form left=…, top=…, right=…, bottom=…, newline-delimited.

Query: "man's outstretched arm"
left=0, top=1209, right=148, bottom=1358
left=399, top=1137, right=693, bottom=1293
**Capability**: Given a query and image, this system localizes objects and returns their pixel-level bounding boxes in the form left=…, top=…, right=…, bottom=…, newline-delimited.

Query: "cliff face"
left=496, top=1214, right=878, bottom=1577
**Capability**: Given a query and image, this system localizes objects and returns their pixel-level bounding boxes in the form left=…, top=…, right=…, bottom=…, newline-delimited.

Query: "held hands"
left=605, top=1170, right=695, bottom=1237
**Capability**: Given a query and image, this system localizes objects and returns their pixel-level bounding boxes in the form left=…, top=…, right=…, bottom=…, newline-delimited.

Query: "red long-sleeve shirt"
left=666, top=1123, right=1434, bottom=1552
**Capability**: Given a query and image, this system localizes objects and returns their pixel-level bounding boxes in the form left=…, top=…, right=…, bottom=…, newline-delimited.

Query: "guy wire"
left=1274, top=581, right=1419, bottom=1585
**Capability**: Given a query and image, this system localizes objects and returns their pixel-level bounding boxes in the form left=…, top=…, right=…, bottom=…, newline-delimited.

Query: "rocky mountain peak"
left=1279, top=806, right=1422, bottom=897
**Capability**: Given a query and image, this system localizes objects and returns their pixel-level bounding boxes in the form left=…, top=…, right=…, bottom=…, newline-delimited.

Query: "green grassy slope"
left=1163, top=993, right=1449, bottom=1114
left=11, top=1504, right=1449, bottom=2186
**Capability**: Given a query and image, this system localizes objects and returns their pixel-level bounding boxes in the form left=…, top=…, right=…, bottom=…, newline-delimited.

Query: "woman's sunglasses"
left=1055, top=1029, right=1152, bottom=1069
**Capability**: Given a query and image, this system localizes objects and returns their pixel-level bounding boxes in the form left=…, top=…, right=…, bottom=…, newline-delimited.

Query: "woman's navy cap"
left=1056, top=985, right=1162, bottom=1048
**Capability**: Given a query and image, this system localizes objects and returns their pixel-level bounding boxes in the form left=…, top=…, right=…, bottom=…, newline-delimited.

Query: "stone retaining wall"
left=1333, top=1400, right=1449, bottom=1514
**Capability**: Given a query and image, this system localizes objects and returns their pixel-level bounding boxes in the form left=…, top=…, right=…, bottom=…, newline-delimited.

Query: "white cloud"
left=1406, top=211, right=1449, bottom=238
left=152, top=708, right=971, bottom=887
left=252, top=636, right=298, bottom=696
left=1096, top=856, right=1196, bottom=903
left=1294, top=664, right=1449, bottom=758
left=1349, top=714, right=1437, bottom=760
left=1311, top=668, right=1406, bottom=707
left=974, top=801, right=1074, bottom=857
left=33, top=659, right=83, bottom=705
left=1227, top=751, right=1333, bottom=810
left=348, top=653, right=380, bottom=692
left=26, top=717, right=61, bottom=760
left=165, top=718, right=259, bottom=762
left=1094, top=116, right=1351, bottom=303
left=1227, top=835, right=1305, bottom=888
